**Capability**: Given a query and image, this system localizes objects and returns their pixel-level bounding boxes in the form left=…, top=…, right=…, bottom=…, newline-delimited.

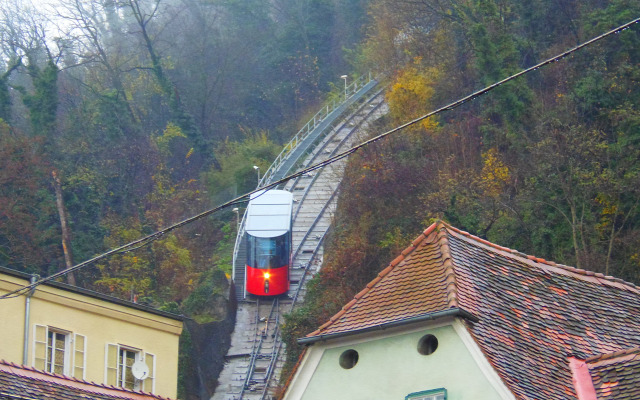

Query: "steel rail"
left=289, top=231, right=327, bottom=309
left=239, top=297, right=262, bottom=398
left=232, top=74, right=379, bottom=295
left=260, top=312, right=281, bottom=400
left=290, top=94, right=386, bottom=262
left=240, top=298, right=279, bottom=398
left=253, top=92, right=387, bottom=399
left=217, top=78, right=386, bottom=400
left=290, top=90, right=384, bottom=223
left=258, top=73, right=375, bottom=188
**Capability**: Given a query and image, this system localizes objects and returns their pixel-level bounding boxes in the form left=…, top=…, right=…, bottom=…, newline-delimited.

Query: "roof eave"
left=297, top=307, right=479, bottom=345
left=0, top=266, right=184, bottom=321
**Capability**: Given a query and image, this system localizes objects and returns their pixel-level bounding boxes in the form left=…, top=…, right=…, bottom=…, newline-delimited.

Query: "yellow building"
left=0, top=266, right=183, bottom=399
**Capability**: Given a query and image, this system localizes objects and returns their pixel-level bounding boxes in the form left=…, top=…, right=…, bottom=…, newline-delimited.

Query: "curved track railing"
left=214, top=88, right=388, bottom=400
left=258, top=73, right=374, bottom=187
left=231, top=73, right=379, bottom=296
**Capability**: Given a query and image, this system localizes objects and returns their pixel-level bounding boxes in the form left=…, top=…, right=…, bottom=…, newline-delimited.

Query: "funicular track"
left=213, top=84, right=388, bottom=400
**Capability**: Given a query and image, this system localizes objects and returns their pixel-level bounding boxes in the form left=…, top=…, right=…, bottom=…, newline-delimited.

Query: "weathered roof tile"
left=302, top=221, right=640, bottom=399
left=0, top=360, right=170, bottom=400
left=586, top=348, right=640, bottom=399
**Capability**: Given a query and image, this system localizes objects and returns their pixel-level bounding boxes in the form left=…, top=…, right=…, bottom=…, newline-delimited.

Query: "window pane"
left=407, top=391, right=446, bottom=400
left=253, top=235, right=289, bottom=269
left=144, top=353, right=155, bottom=393
left=46, top=331, right=67, bottom=375
left=118, top=349, right=137, bottom=389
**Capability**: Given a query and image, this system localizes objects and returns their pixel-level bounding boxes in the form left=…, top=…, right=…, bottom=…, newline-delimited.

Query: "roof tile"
left=302, top=221, right=640, bottom=399
left=586, top=348, right=640, bottom=399
left=0, top=360, right=170, bottom=400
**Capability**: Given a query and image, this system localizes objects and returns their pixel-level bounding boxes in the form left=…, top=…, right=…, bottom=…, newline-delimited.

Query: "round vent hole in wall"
left=339, top=349, right=359, bottom=369
left=417, top=334, right=438, bottom=355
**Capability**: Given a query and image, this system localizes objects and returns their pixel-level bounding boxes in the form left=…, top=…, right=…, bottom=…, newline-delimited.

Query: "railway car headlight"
left=263, top=272, right=271, bottom=279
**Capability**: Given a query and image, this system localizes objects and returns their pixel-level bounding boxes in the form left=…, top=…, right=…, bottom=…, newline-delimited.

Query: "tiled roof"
left=0, top=360, right=171, bottom=400
left=302, top=221, right=640, bottom=400
left=306, top=223, right=458, bottom=337
left=586, top=348, right=640, bottom=399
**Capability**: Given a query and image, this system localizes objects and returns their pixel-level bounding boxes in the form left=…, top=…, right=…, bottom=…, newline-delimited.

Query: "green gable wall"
left=299, top=324, right=503, bottom=400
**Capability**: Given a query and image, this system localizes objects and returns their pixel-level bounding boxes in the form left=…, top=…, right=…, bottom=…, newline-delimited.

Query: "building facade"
left=0, top=267, right=183, bottom=398
left=283, top=221, right=640, bottom=400
left=286, top=319, right=512, bottom=400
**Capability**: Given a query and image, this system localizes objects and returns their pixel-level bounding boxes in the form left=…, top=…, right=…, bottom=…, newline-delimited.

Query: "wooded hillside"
left=0, top=0, right=366, bottom=308
left=2, top=0, right=640, bottom=395
left=281, top=0, right=640, bottom=381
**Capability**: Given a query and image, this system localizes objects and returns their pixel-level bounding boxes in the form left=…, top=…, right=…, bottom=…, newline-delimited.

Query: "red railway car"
left=245, top=189, right=293, bottom=296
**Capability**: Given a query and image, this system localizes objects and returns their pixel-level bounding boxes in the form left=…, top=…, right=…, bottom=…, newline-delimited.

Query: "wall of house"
left=0, top=275, right=28, bottom=364
left=290, top=323, right=505, bottom=400
left=0, top=272, right=182, bottom=399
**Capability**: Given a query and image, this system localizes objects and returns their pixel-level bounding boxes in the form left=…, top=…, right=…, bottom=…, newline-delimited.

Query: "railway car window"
left=256, top=238, right=277, bottom=268
left=248, top=234, right=290, bottom=269
left=247, top=233, right=291, bottom=269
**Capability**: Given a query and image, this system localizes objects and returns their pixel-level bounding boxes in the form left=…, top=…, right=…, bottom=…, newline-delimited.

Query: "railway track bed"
left=213, top=91, right=388, bottom=400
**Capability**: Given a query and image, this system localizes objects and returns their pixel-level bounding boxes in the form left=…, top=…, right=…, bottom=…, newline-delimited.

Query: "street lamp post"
left=253, top=165, right=260, bottom=186
left=341, top=75, right=348, bottom=99
left=232, top=207, right=239, bottom=231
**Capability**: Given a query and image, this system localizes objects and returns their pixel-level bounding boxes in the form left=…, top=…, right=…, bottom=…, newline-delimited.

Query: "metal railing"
left=231, top=72, right=377, bottom=289
left=257, top=72, right=374, bottom=187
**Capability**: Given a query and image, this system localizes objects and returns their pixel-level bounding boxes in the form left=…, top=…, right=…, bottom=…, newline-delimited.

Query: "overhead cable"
left=2, top=16, right=638, bottom=300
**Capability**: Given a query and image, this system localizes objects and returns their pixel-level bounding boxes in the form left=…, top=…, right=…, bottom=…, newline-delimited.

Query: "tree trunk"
left=52, top=171, right=76, bottom=285
left=569, top=202, right=581, bottom=270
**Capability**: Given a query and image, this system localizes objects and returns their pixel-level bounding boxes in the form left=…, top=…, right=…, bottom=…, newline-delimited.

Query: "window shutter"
left=33, top=325, right=47, bottom=370
left=143, top=352, right=155, bottom=393
left=72, top=334, right=86, bottom=379
left=105, top=343, right=118, bottom=385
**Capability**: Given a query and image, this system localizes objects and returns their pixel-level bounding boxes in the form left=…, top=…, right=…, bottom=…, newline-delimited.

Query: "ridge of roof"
left=306, top=220, right=640, bottom=340
left=435, top=224, right=459, bottom=308
left=305, top=223, right=442, bottom=338
left=443, top=222, right=640, bottom=294
left=0, top=360, right=171, bottom=400
left=586, top=347, right=640, bottom=366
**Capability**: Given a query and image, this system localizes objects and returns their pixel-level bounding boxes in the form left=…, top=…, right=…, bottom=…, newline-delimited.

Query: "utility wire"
left=2, top=16, right=639, bottom=300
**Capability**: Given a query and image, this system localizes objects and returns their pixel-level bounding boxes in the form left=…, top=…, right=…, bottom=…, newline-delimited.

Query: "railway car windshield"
left=248, top=234, right=290, bottom=269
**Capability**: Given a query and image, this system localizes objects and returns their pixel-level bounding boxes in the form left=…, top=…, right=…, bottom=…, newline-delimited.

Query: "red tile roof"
left=301, top=221, right=640, bottom=399
left=585, top=348, right=640, bottom=399
left=306, top=223, right=458, bottom=338
left=0, top=360, right=171, bottom=400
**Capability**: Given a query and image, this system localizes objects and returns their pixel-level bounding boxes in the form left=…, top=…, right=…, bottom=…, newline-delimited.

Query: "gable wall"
left=289, top=321, right=508, bottom=400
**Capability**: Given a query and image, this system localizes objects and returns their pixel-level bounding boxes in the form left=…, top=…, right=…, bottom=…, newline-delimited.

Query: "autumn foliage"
left=281, top=0, right=640, bottom=382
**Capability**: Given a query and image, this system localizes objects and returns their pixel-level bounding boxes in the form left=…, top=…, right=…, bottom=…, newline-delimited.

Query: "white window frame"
left=33, top=325, right=86, bottom=379
left=406, top=388, right=447, bottom=400
left=118, top=346, right=142, bottom=390
left=46, top=328, right=70, bottom=374
left=105, top=343, right=155, bottom=393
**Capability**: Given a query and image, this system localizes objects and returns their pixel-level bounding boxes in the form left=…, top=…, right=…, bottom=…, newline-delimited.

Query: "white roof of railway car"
left=245, top=190, right=293, bottom=237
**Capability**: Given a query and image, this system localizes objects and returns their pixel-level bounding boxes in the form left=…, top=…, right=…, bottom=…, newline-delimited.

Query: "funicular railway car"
left=245, top=189, right=294, bottom=296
